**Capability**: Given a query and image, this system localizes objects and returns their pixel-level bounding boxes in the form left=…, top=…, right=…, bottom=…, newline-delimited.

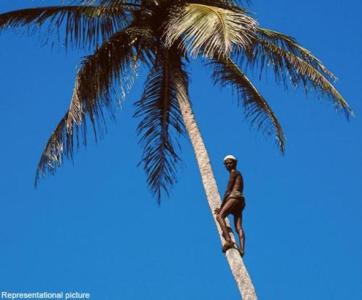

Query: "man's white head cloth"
left=224, top=155, right=237, bottom=162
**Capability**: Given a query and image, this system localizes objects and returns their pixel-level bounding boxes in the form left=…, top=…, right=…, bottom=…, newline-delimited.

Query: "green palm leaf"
left=0, top=5, right=129, bottom=48
left=134, top=48, right=188, bottom=201
left=256, top=28, right=336, bottom=81
left=35, top=26, right=154, bottom=184
left=165, top=3, right=256, bottom=58
left=248, top=32, right=353, bottom=118
left=210, top=57, right=285, bottom=152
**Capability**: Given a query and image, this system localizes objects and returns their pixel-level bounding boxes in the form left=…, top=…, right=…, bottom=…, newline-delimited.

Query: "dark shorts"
left=227, top=194, right=245, bottom=216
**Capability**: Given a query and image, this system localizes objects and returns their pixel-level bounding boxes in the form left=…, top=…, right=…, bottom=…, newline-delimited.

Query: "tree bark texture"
left=177, top=96, right=258, bottom=300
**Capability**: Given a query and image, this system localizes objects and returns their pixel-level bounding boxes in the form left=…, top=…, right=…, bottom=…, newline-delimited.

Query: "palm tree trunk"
left=177, top=96, right=258, bottom=300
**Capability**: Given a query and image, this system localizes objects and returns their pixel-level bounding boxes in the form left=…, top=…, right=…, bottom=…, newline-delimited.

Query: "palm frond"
left=98, top=0, right=141, bottom=6
left=178, top=0, right=242, bottom=9
left=134, top=48, right=188, bottom=201
left=257, top=28, right=336, bottom=81
left=245, top=34, right=353, bottom=118
left=0, top=5, right=129, bottom=48
left=210, top=57, right=285, bottom=152
left=35, top=26, right=154, bottom=185
left=164, top=3, right=256, bottom=58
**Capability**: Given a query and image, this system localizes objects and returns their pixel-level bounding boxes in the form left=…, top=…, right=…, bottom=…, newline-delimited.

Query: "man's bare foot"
left=222, top=232, right=230, bottom=241
left=222, top=241, right=234, bottom=253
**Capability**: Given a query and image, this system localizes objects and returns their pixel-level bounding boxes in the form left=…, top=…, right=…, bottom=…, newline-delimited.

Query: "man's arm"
left=219, top=170, right=237, bottom=210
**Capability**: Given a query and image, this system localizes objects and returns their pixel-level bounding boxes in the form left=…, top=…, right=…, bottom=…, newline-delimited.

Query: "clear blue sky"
left=0, top=1, right=361, bottom=299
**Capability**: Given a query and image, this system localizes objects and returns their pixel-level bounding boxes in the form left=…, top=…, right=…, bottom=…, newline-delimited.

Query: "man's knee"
left=216, top=214, right=224, bottom=222
left=220, top=211, right=229, bottom=219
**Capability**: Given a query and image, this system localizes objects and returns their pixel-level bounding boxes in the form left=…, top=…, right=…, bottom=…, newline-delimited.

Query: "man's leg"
left=234, top=214, right=245, bottom=256
left=216, top=198, right=237, bottom=252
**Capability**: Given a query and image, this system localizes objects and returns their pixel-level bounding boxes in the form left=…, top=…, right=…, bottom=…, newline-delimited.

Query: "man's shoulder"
left=235, top=170, right=243, bottom=177
left=230, top=169, right=242, bottom=175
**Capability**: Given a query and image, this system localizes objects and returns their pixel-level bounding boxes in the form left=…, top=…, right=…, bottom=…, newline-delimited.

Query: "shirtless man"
left=214, top=155, right=245, bottom=256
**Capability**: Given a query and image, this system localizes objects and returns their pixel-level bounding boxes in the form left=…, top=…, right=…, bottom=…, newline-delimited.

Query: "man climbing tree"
left=215, top=155, right=246, bottom=256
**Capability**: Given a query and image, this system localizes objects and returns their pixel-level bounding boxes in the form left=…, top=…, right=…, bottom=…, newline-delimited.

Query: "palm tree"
left=0, top=1, right=353, bottom=299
